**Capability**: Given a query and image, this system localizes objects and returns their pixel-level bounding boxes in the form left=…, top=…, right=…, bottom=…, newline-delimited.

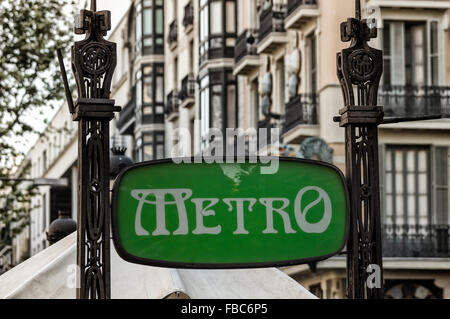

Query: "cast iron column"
left=71, top=0, right=120, bottom=299
left=336, top=0, right=384, bottom=299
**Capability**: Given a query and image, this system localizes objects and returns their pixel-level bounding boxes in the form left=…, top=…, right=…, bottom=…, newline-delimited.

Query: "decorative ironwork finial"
left=72, top=2, right=115, bottom=101
left=337, top=1, right=382, bottom=108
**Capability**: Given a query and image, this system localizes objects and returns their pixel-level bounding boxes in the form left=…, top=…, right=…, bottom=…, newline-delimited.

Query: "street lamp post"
left=58, top=0, right=120, bottom=299
left=336, top=0, right=385, bottom=299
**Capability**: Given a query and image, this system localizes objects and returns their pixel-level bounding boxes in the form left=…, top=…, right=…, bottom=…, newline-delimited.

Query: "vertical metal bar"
left=345, top=126, right=359, bottom=299
left=102, top=120, right=111, bottom=299
left=355, top=0, right=361, bottom=20
left=368, top=128, right=384, bottom=299
left=91, top=0, right=97, bottom=12
left=77, top=121, right=87, bottom=299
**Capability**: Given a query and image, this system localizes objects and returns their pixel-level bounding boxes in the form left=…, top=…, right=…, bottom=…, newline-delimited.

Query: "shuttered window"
left=381, top=145, right=449, bottom=228
left=382, top=20, right=442, bottom=86
left=433, top=146, right=449, bottom=225
left=385, top=146, right=431, bottom=228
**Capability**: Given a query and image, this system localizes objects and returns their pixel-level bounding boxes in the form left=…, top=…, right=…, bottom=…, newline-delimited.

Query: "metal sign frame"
left=110, top=157, right=350, bottom=269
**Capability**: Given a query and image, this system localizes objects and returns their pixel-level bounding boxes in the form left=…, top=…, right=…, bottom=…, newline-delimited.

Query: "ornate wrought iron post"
left=59, top=0, right=120, bottom=299
left=336, top=0, right=384, bottom=299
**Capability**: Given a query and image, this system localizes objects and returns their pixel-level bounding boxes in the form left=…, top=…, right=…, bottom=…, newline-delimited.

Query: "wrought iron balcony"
left=287, top=0, right=318, bottom=16
left=258, top=116, right=284, bottom=149
left=234, top=29, right=260, bottom=76
left=179, top=73, right=196, bottom=107
left=258, top=4, right=287, bottom=54
left=116, top=87, right=136, bottom=131
left=285, top=0, right=319, bottom=29
left=183, top=1, right=194, bottom=31
left=382, top=224, right=450, bottom=258
left=165, top=91, right=180, bottom=116
left=379, top=85, right=450, bottom=119
left=283, top=94, right=318, bottom=134
left=235, top=29, right=259, bottom=63
left=168, top=20, right=178, bottom=49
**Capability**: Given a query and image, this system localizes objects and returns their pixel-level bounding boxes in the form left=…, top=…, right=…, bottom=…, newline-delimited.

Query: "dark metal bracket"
left=334, top=114, right=442, bottom=125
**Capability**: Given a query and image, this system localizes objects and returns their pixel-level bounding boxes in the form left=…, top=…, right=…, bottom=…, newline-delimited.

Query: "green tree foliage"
left=0, top=0, right=73, bottom=249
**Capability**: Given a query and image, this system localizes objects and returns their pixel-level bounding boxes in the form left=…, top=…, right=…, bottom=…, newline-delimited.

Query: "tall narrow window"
left=190, top=117, right=196, bottom=156
left=199, top=0, right=236, bottom=64
left=199, top=69, right=236, bottom=149
left=136, top=1, right=143, bottom=53
left=174, top=57, right=178, bottom=92
left=276, top=58, right=285, bottom=113
left=405, top=22, right=426, bottom=86
left=200, top=75, right=210, bottom=148
left=142, top=131, right=165, bottom=161
left=211, top=84, right=223, bottom=130
left=136, top=68, right=143, bottom=123
left=433, top=147, right=449, bottom=225
left=143, top=134, right=154, bottom=161
left=385, top=146, right=431, bottom=228
left=308, top=33, right=317, bottom=94
left=189, top=40, right=194, bottom=72
left=430, top=21, right=439, bottom=86
left=383, top=23, right=392, bottom=86
left=139, top=64, right=165, bottom=124
left=199, top=0, right=210, bottom=64
left=42, top=151, right=47, bottom=172
left=136, top=0, right=164, bottom=56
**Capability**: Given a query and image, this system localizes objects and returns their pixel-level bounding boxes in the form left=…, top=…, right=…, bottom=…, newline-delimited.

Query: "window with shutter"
left=432, top=146, right=449, bottom=225
left=383, top=20, right=442, bottom=87
left=429, top=21, right=440, bottom=86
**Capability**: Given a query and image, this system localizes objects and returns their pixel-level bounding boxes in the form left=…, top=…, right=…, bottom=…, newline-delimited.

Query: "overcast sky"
left=16, top=1, right=131, bottom=155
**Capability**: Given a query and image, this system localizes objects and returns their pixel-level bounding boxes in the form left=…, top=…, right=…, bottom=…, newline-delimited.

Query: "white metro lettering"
left=131, top=187, right=333, bottom=236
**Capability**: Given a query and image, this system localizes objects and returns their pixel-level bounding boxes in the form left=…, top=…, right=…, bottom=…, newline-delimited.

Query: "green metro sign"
left=111, top=158, right=349, bottom=269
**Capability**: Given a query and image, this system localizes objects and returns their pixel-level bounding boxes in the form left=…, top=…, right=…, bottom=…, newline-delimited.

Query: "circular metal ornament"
left=79, top=43, right=112, bottom=75
left=348, top=50, right=376, bottom=81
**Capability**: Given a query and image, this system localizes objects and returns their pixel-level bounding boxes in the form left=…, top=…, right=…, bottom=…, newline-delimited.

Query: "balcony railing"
left=179, top=73, right=196, bottom=103
left=283, top=94, right=318, bottom=134
left=259, top=4, right=287, bottom=43
left=165, top=91, right=180, bottom=115
left=117, top=87, right=136, bottom=130
left=379, top=85, right=450, bottom=119
left=382, top=224, right=450, bottom=258
left=235, top=29, right=259, bottom=64
left=287, top=0, right=318, bottom=16
left=168, top=20, right=178, bottom=47
left=183, top=1, right=194, bottom=30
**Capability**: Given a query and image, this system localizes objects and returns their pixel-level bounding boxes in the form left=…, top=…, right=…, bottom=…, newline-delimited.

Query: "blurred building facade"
left=11, top=0, right=450, bottom=298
